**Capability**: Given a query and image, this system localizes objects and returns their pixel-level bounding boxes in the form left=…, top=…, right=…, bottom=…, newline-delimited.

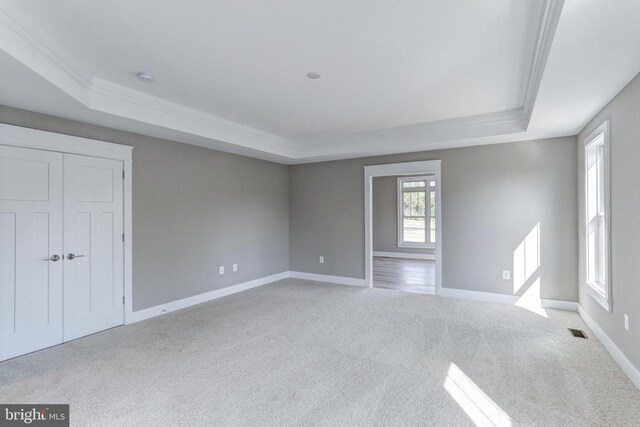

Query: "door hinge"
left=122, top=170, right=125, bottom=179
left=122, top=233, right=125, bottom=242
left=122, top=296, right=125, bottom=305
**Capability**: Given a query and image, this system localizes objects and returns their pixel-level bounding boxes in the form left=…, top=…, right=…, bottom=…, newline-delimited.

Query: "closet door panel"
left=63, top=154, right=124, bottom=341
left=0, top=145, right=63, bottom=361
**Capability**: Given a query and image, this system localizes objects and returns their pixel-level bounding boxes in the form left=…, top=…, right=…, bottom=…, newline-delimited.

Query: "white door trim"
left=0, top=122, right=134, bottom=324
left=364, top=160, right=442, bottom=295
left=0, top=123, right=133, bottom=160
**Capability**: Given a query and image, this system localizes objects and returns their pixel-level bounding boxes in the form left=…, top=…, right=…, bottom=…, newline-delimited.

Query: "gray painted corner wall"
left=129, top=136, right=289, bottom=310
left=372, top=176, right=434, bottom=255
left=577, top=72, right=640, bottom=371
left=0, top=106, right=290, bottom=311
left=290, top=137, right=578, bottom=301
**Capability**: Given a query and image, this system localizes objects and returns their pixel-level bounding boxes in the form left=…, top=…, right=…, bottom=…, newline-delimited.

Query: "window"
left=584, top=121, right=611, bottom=311
left=397, top=176, right=436, bottom=248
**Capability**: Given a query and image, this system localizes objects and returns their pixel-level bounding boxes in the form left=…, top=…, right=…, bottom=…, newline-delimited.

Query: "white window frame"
left=397, top=175, right=435, bottom=249
left=583, top=120, right=611, bottom=312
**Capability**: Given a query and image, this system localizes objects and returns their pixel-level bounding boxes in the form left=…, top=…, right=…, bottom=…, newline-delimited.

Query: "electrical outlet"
left=502, top=270, right=510, bottom=280
left=624, top=314, right=629, bottom=331
left=319, top=256, right=324, bottom=264
left=233, top=263, right=238, bottom=272
left=219, top=266, right=224, bottom=275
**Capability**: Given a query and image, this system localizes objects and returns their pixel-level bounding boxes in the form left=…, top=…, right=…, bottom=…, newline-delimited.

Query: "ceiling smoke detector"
left=136, top=72, right=155, bottom=83
left=306, top=72, right=321, bottom=80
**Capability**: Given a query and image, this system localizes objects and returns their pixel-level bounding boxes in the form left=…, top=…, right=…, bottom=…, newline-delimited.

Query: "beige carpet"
left=1, top=279, right=639, bottom=426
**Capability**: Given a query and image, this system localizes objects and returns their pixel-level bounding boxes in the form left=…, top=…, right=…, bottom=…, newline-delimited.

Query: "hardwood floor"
left=373, top=256, right=435, bottom=295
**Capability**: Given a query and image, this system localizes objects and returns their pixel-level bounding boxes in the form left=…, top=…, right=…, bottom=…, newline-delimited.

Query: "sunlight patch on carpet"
left=444, top=362, right=512, bottom=427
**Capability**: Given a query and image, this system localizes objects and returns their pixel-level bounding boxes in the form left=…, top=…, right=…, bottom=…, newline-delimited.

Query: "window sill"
left=584, top=282, right=612, bottom=312
left=397, top=242, right=435, bottom=249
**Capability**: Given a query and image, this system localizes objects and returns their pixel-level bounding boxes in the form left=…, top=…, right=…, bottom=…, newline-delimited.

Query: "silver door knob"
left=45, top=254, right=60, bottom=262
left=66, top=253, right=85, bottom=260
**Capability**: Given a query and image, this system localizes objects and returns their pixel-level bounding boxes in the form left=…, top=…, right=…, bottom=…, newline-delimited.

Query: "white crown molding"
left=0, top=4, right=295, bottom=158
left=295, top=0, right=565, bottom=159
left=521, top=0, right=565, bottom=128
left=0, top=6, right=92, bottom=104
left=0, top=1, right=564, bottom=162
left=300, top=107, right=526, bottom=147
left=296, top=108, right=527, bottom=160
left=89, top=78, right=295, bottom=155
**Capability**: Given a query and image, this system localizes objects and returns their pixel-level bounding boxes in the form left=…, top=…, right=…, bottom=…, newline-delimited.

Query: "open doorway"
left=372, top=174, right=436, bottom=294
left=364, top=161, right=442, bottom=295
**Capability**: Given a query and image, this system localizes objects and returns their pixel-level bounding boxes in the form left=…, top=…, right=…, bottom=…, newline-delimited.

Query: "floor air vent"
left=568, top=328, right=588, bottom=339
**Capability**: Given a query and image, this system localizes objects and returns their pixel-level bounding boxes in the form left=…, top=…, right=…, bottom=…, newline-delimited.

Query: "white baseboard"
left=289, top=271, right=366, bottom=287
left=578, top=305, right=640, bottom=391
left=541, top=298, right=579, bottom=311
left=126, top=271, right=290, bottom=324
left=440, top=287, right=520, bottom=304
left=128, top=270, right=364, bottom=324
left=373, top=251, right=435, bottom=260
left=440, top=288, right=579, bottom=312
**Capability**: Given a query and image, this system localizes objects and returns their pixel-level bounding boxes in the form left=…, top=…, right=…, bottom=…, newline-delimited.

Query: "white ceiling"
left=0, top=0, right=638, bottom=164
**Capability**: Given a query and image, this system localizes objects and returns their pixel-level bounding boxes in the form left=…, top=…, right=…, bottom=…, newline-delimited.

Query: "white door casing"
left=364, top=160, right=443, bottom=294
left=63, top=154, right=124, bottom=341
left=0, top=145, right=64, bottom=361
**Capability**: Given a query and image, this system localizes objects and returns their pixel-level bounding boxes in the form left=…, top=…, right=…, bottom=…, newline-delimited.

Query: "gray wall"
left=372, top=176, right=434, bottom=255
left=577, top=72, right=640, bottom=370
left=0, top=105, right=581, bottom=309
left=0, top=106, right=290, bottom=311
left=290, top=137, right=578, bottom=301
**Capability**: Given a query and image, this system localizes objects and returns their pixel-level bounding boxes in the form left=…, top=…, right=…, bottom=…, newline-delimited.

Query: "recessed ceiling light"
left=306, top=72, right=321, bottom=80
left=136, top=72, right=155, bottom=83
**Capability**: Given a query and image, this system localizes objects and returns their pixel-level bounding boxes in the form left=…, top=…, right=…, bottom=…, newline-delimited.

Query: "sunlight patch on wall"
left=513, top=222, right=540, bottom=294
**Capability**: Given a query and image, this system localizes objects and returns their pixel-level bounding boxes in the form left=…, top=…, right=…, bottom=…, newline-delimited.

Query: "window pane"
left=586, top=141, right=600, bottom=222
left=403, top=191, right=426, bottom=217
left=597, top=145, right=605, bottom=213
left=415, top=191, right=425, bottom=216
left=403, top=218, right=425, bottom=242
left=429, top=191, right=436, bottom=217
left=598, top=214, right=606, bottom=284
left=587, top=221, right=596, bottom=284
left=430, top=218, right=436, bottom=243
left=429, top=180, right=435, bottom=188
left=403, top=180, right=425, bottom=188
left=403, top=192, right=411, bottom=216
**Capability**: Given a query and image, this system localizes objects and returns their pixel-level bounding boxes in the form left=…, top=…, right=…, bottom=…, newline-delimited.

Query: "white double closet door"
left=0, top=145, right=124, bottom=361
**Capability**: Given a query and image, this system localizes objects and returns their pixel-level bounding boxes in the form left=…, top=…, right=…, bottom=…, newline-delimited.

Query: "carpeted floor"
left=1, top=279, right=639, bottom=426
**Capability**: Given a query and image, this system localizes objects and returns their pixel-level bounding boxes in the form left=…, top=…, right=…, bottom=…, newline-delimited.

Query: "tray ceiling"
left=0, top=0, right=638, bottom=163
